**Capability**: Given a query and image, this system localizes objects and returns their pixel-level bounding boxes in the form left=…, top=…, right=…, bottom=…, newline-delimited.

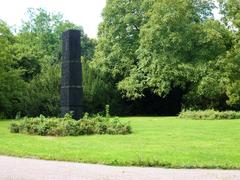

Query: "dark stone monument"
left=61, top=30, right=83, bottom=119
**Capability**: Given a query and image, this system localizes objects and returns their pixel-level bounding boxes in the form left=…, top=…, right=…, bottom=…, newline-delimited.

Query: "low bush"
left=10, top=114, right=131, bottom=136
left=179, top=109, right=240, bottom=120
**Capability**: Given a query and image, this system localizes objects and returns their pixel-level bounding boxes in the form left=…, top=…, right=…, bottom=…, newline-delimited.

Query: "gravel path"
left=0, top=156, right=240, bottom=180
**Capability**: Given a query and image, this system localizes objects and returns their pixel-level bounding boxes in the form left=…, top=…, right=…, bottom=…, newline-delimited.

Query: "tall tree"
left=217, top=0, right=240, bottom=109
left=0, top=20, right=25, bottom=117
left=94, top=0, right=235, bottom=113
left=94, top=0, right=150, bottom=79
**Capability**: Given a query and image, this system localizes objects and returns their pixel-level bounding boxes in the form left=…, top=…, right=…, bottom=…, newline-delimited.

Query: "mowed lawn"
left=0, top=117, right=240, bottom=169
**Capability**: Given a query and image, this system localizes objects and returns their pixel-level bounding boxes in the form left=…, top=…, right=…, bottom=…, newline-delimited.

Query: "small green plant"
left=10, top=122, right=20, bottom=133
left=64, top=112, right=73, bottom=119
left=10, top=114, right=131, bottom=136
left=83, top=112, right=89, bottom=119
left=179, top=109, right=240, bottom=120
left=105, top=104, right=110, bottom=118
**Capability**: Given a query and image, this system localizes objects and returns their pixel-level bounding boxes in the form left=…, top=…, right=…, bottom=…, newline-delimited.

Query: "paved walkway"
left=0, top=156, right=240, bottom=180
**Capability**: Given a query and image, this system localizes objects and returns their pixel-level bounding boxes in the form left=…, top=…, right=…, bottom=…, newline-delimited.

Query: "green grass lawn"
left=0, top=117, right=240, bottom=169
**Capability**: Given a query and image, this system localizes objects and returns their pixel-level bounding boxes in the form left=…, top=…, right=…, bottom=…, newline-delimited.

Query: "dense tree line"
left=93, top=0, right=240, bottom=115
left=0, top=0, right=240, bottom=118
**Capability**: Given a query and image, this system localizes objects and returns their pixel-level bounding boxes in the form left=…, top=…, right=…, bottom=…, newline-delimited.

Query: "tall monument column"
left=61, top=30, right=83, bottom=119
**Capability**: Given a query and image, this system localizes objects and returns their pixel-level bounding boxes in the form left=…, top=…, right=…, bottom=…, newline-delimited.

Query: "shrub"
left=10, top=122, right=20, bottom=133
left=179, top=109, right=240, bottom=120
left=10, top=114, right=131, bottom=136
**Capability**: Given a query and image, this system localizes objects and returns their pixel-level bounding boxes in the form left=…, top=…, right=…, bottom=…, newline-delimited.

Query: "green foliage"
left=179, top=109, right=240, bottom=120
left=10, top=114, right=131, bottom=136
left=1, top=2, right=240, bottom=117
left=118, top=0, right=230, bottom=99
left=226, top=80, right=240, bottom=108
left=0, top=20, right=26, bottom=117
left=0, top=8, right=98, bottom=118
left=0, top=8, right=99, bottom=118
left=105, top=104, right=110, bottom=118
left=10, top=122, right=20, bottom=133
left=219, top=0, right=240, bottom=29
left=94, top=0, right=148, bottom=79
left=21, top=64, right=61, bottom=117
left=0, top=112, right=6, bottom=119
left=82, top=59, right=123, bottom=114
left=94, top=0, right=239, bottom=113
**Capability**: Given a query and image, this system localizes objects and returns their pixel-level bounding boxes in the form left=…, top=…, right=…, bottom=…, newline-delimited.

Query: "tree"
left=82, top=58, right=122, bottom=114
left=19, top=8, right=96, bottom=63
left=94, top=0, right=233, bottom=113
left=22, top=64, right=61, bottom=116
left=219, top=0, right=240, bottom=29
left=94, top=0, right=150, bottom=79
left=0, top=20, right=26, bottom=117
left=118, top=0, right=228, bottom=97
left=215, top=0, right=240, bottom=109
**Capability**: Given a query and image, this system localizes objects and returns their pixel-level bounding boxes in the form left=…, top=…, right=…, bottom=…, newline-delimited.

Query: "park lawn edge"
left=0, top=153, right=239, bottom=170
left=0, top=117, right=240, bottom=169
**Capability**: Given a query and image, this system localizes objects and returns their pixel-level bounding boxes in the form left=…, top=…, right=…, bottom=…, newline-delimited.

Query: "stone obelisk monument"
left=61, top=30, right=83, bottom=119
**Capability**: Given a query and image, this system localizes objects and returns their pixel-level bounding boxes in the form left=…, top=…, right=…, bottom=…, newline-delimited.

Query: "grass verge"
left=0, top=117, right=240, bottom=169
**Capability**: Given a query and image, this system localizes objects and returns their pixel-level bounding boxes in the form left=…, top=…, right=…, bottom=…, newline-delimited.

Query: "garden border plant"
left=179, top=109, right=240, bottom=120
left=10, top=111, right=131, bottom=136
